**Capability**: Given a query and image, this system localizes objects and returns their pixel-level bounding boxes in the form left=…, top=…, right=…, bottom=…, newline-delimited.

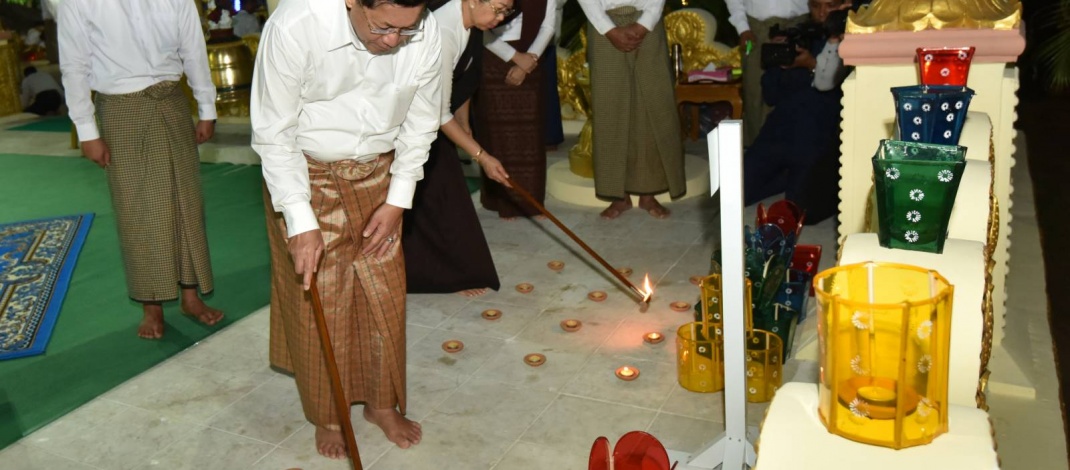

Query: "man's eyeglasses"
left=481, top=0, right=514, bottom=18
left=360, top=4, right=424, bottom=36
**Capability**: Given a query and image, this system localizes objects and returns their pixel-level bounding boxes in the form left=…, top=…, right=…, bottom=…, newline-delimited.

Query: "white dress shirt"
left=251, top=0, right=442, bottom=238
left=484, top=0, right=556, bottom=62
left=433, top=0, right=470, bottom=126
left=577, top=0, right=664, bottom=36
left=812, top=40, right=842, bottom=91
left=725, top=0, right=808, bottom=35
left=57, top=0, right=217, bottom=142
left=232, top=10, right=262, bottom=37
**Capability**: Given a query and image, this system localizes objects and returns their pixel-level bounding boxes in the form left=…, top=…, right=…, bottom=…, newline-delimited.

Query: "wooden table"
left=675, top=80, right=743, bottom=141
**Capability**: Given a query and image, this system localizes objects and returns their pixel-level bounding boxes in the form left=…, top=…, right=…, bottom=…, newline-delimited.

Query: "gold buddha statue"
left=848, top=0, right=1022, bottom=33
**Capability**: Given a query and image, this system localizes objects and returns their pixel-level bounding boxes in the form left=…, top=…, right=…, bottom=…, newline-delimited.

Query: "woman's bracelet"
left=472, top=148, right=483, bottom=163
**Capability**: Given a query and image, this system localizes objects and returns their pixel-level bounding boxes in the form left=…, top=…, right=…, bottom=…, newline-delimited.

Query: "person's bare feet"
left=458, top=288, right=488, bottom=297
left=600, top=198, right=633, bottom=220
left=364, top=406, right=422, bottom=449
left=137, top=304, right=164, bottom=339
left=637, top=196, right=671, bottom=219
left=314, top=425, right=347, bottom=460
left=180, top=288, right=224, bottom=326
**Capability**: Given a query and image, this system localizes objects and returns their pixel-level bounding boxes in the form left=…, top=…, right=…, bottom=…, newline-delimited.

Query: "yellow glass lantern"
left=676, top=274, right=753, bottom=393
left=745, top=329, right=782, bottom=403
left=814, top=262, right=953, bottom=449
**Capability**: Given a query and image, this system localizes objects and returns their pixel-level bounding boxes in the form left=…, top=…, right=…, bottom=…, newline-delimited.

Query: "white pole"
left=667, top=121, right=755, bottom=469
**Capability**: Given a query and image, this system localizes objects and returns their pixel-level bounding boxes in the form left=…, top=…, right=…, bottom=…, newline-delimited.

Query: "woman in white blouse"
left=402, top=0, right=514, bottom=297
left=473, top=0, right=556, bottom=219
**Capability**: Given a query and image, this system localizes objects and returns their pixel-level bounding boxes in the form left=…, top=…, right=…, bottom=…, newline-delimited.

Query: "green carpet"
left=7, top=116, right=72, bottom=133
left=0, top=154, right=270, bottom=449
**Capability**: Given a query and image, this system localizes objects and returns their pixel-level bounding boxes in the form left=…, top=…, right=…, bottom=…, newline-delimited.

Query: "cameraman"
left=742, top=0, right=850, bottom=225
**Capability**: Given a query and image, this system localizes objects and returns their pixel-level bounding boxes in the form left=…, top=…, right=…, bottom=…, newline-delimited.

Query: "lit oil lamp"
left=670, top=301, right=691, bottom=312
left=515, top=282, right=534, bottom=294
left=587, top=290, right=607, bottom=302
left=481, top=309, right=502, bottom=321
left=643, top=332, right=665, bottom=345
left=547, top=260, right=565, bottom=271
left=615, top=366, right=640, bottom=381
left=524, top=353, right=546, bottom=367
left=560, top=319, right=583, bottom=332
left=441, top=340, right=464, bottom=353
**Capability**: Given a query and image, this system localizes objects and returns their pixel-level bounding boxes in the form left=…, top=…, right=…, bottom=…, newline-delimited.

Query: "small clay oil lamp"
left=689, top=275, right=704, bottom=286
left=587, top=290, right=607, bottom=302
left=481, top=309, right=502, bottom=321
left=441, top=340, right=464, bottom=353
left=643, top=332, right=665, bottom=345
left=615, top=366, right=640, bottom=381
left=670, top=301, right=691, bottom=312
left=516, top=282, right=534, bottom=294
left=547, top=260, right=565, bottom=271
left=560, top=319, right=583, bottom=332
left=524, top=353, right=546, bottom=367
left=618, top=267, right=633, bottom=277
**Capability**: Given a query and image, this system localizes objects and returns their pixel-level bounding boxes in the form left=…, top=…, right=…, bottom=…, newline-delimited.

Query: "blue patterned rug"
left=0, top=214, right=93, bottom=360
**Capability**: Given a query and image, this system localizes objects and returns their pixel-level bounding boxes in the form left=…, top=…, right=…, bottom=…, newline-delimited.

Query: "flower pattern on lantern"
left=909, top=189, right=925, bottom=201
left=916, top=397, right=934, bottom=419
left=905, top=230, right=920, bottom=243
left=911, top=131, right=921, bottom=140
left=849, top=397, right=871, bottom=419
left=749, top=387, right=758, bottom=395
left=941, top=102, right=949, bottom=111
left=943, top=130, right=952, bottom=139
left=912, top=116, right=923, bottom=125
left=940, top=68, right=950, bottom=77
left=918, top=355, right=933, bottom=373
left=937, top=169, right=954, bottom=182
left=852, top=311, right=870, bottom=330
left=924, top=54, right=934, bottom=62
left=906, top=210, right=922, bottom=223
left=917, top=319, right=932, bottom=339
left=850, top=355, right=868, bottom=375
left=957, top=50, right=969, bottom=60
left=955, top=101, right=964, bottom=110
left=903, top=103, right=913, bottom=111
left=945, top=113, right=954, bottom=122
left=922, top=103, right=931, bottom=112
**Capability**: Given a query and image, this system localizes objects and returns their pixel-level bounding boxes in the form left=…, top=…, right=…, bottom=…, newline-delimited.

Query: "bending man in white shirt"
left=251, top=0, right=441, bottom=459
left=58, top=0, right=223, bottom=339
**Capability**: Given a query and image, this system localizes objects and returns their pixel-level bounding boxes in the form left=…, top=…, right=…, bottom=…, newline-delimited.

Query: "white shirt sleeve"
left=58, top=0, right=100, bottom=141
left=485, top=30, right=517, bottom=63
left=438, top=26, right=461, bottom=125
left=635, top=0, right=663, bottom=32
left=388, top=26, right=442, bottom=210
left=577, top=0, right=617, bottom=36
left=725, top=0, right=751, bottom=35
left=251, top=23, right=318, bottom=237
left=177, top=0, right=217, bottom=120
left=528, top=0, right=557, bottom=57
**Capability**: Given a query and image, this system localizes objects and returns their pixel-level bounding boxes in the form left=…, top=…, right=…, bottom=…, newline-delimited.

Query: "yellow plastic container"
left=675, top=274, right=754, bottom=393
left=814, top=262, right=953, bottom=449
left=745, top=329, right=782, bottom=403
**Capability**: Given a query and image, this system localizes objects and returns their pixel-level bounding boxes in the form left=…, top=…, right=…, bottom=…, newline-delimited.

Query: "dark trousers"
left=25, top=90, right=62, bottom=116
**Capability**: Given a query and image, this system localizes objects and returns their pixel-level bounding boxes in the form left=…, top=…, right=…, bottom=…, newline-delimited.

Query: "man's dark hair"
left=824, top=9, right=848, bottom=38
left=361, top=0, right=428, bottom=8
left=23, top=66, right=37, bottom=77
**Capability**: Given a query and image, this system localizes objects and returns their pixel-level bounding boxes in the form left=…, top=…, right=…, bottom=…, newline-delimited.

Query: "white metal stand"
left=667, top=121, right=755, bottom=470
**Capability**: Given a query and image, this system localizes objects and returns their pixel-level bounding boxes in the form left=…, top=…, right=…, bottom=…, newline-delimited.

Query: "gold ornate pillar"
left=836, top=0, right=1025, bottom=401
left=0, top=37, right=23, bottom=116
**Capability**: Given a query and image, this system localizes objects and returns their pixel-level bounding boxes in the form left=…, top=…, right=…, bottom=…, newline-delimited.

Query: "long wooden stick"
left=506, top=178, right=650, bottom=303
left=309, top=276, right=363, bottom=470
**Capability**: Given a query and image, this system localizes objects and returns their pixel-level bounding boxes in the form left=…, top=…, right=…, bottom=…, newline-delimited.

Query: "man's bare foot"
left=458, top=288, right=488, bottom=297
left=314, top=425, right=347, bottom=460
left=180, top=288, right=224, bottom=326
left=364, top=407, right=422, bottom=449
left=637, top=196, right=671, bottom=219
left=600, top=198, right=633, bottom=220
left=138, top=304, right=164, bottom=339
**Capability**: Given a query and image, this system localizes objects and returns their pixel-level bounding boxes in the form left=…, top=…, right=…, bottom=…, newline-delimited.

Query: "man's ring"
left=387, top=236, right=396, bottom=243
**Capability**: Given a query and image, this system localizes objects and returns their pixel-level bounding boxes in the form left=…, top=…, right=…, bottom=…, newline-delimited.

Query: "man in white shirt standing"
left=577, top=0, right=685, bottom=220
left=725, top=0, right=808, bottom=145
left=251, top=0, right=440, bottom=459
left=58, top=0, right=223, bottom=339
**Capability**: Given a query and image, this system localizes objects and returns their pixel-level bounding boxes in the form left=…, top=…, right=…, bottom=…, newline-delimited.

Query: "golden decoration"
left=206, top=39, right=256, bottom=117
left=847, top=0, right=1022, bottom=33
left=241, top=33, right=260, bottom=58
left=0, top=38, right=23, bottom=117
left=664, top=10, right=740, bottom=72
left=557, top=30, right=589, bottom=120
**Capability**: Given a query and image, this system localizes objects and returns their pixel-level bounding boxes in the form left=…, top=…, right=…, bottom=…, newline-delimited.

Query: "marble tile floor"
left=0, top=114, right=1064, bottom=469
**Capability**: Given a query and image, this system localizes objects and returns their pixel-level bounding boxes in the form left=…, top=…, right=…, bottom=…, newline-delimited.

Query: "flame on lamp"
left=640, top=274, right=653, bottom=303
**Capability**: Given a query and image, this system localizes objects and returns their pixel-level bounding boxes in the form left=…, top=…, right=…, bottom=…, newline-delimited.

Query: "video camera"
left=760, top=10, right=848, bottom=69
